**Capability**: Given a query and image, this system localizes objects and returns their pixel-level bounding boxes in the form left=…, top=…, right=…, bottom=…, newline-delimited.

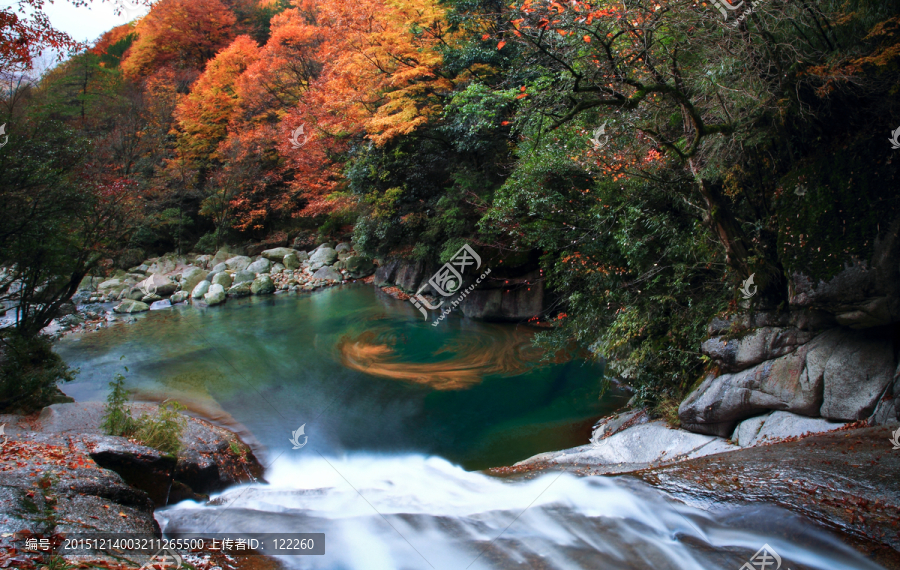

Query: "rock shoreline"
left=0, top=402, right=263, bottom=569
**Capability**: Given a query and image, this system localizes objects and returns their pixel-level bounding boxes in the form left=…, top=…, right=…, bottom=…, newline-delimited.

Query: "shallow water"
left=55, top=285, right=886, bottom=570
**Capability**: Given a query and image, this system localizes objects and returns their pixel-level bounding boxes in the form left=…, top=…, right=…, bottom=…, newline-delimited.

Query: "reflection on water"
left=55, top=285, right=627, bottom=470
left=336, top=325, right=547, bottom=390
left=158, top=454, right=886, bottom=570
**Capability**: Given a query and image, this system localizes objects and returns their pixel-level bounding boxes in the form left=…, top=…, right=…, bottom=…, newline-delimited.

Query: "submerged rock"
left=149, top=299, right=172, bottom=311
left=114, top=299, right=149, bottom=314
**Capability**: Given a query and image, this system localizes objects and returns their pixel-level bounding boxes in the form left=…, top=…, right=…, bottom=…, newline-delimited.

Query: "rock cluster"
left=67, top=242, right=375, bottom=315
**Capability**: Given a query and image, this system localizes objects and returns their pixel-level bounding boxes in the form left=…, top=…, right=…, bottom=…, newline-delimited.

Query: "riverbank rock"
left=309, top=247, right=338, bottom=271
left=224, top=255, right=252, bottom=271
left=247, top=258, right=272, bottom=274
left=227, top=281, right=252, bottom=297
left=261, top=247, right=294, bottom=262
left=680, top=326, right=897, bottom=436
left=346, top=255, right=375, bottom=278
left=149, top=299, right=171, bottom=311
left=113, top=299, right=149, bottom=314
left=313, top=266, right=342, bottom=282
left=180, top=267, right=208, bottom=293
left=283, top=252, right=301, bottom=269
left=731, top=410, right=846, bottom=447
left=204, top=284, right=226, bottom=305
left=170, top=291, right=189, bottom=304
left=139, top=273, right=177, bottom=297
left=211, top=271, right=233, bottom=288
left=251, top=275, right=276, bottom=295
left=516, top=419, right=739, bottom=472
left=233, top=269, right=256, bottom=285
left=191, top=280, right=210, bottom=299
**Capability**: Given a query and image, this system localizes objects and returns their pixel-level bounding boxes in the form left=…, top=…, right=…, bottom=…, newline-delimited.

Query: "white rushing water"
left=157, top=454, right=883, bottom=570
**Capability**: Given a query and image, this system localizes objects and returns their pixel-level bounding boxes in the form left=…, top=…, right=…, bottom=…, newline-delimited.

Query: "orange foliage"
left=121, top=0, right=237, bottom=79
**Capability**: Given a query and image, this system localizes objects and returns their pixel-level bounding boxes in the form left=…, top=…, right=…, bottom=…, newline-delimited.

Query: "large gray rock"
left=204, top=284, right=226, bottom=306
left=139, top=273, right=177, bottom=297
left=211, top=262, right=228, bottom=274
left=191, top=280, right=210, bottom=299
left=312, top=266, right=342, bottom=282
left=283, top=252, right=301, bottom=270
left=98, top=278, right=124, bottom=292
left=309, top=247, right=338, bottom=271
left=820, top=329, right=895, bottom=420
left=679, top=330, right=843, bottom=436
left=227, top=281, right=252, bottom=297
left=81, top=435, right=176, bottom=506
left=251, top=275, right=276, bottom=295
left=170, top=291, right=189, bottom=304
left=345, top=256, right=375, bottom=279
left=114, top=299, right=150, bottom=314
left=261, top=247, right=294, bottom=262
left=224, top=256, right=252, bottom=272
left=180, top=267, right=208, bottom=293
left=731, top=411, right=846, bottom=447
left=335, top=242, right=352, bottom=253
left=232, top=270, right=256, bottom=285
left=247, top=258, right=272, bottom=274
left=212, top=272, right=233, bottom=288
left=701, top=327, right=815, bottom=373
left=517, top=420, right=739, bottom=468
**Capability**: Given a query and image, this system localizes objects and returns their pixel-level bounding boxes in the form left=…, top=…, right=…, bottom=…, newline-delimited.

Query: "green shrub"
left=0, top=333, right=77, bottom=414
left=101, top=373, right=186, bottom=454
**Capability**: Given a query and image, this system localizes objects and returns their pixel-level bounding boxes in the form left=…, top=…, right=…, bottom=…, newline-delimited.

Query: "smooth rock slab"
left=261, top=247, right=294, bottom=262
left=517, top=420, right=739, bottom=467
left=246, top=258, right=272, bottom=274
left=731, top=410, right=846, bottom=447
left=224, top=256, right=252, bottom=272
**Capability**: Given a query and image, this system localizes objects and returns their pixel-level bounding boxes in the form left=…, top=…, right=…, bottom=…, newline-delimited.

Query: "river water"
left=55, top=285, right=885, bottom=570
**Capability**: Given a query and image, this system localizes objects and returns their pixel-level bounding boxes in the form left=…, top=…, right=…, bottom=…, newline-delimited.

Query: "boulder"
left=232, top=270, right=256, bottom=285
left=78, top=276, right=103, bottom=291
left=345, top=256, right=375, bottom=278
left=335, top=242, right=352, bottom=253
left=126, top=288, right=144, bottom=301
left=114, top=300, right=150, bottom=314
left=141, top=294, right=162, bottom=303
left=149, top=300, right=172, bottom=311
left=283, top=253, right=301, bottom=270
left=210, top=248, right=235, bottom=267
left=195, top=254, right=213, bottom=269
left=204, top=284, right=226, bottom=306
left=212, top=272, right=233, bottom=288
left=294, top=250, right=309, bottom=261
left=191, top=280, right=210, bottom=299
left=261, top=247, right=295, bottom=262
left=180, top=267, right=208, bottom=293
left=309, top=247, right=338, bottom=271
left=98, top=279, right=124, bottom=292
left=701, top=327, right=815, bottom=373
left=211, top=262, right=228, bottom=274
left=251, top=275, right=276, bottom=295
left=227, top=281, right=252, bottom=297
left=246, top=258, right=272, bottom=274
left=730, top=411, right=846, bottom=447
left=312, top=266, right=342, bottom=282
left=82, top=435, right=176, bottom=506
left=820, top=328, right=895, bottom=420
left=272, top=262, right=285, bottom=273
left=170, top=291, right=189, bottom=304
left=139, top=273, right=177, bottom=297
left=224, top=256, right=252, bottom=271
